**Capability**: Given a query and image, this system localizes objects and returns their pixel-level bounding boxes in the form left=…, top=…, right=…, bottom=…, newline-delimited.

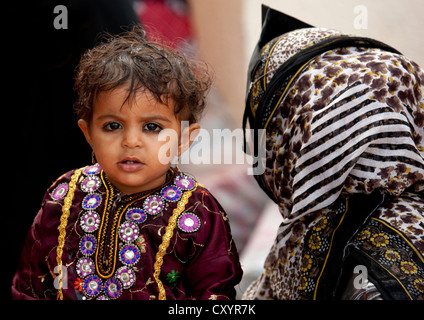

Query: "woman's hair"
left=74, top=25, right=212, bottom=123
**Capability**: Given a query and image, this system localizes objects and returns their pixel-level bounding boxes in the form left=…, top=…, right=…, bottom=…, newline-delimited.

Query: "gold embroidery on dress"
left=153, top=184, right=197, bottom=300
left=56, top=167, right=84, bottom=300
left=95, top=171, right=169, bottom=279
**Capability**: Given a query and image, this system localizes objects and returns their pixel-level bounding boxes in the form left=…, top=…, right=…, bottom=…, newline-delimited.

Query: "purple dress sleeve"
left=182, top=188, right=242, bottom=300
left=12, top=170, right=76, bottom=300
left=12, top=198, right=57, bottom=299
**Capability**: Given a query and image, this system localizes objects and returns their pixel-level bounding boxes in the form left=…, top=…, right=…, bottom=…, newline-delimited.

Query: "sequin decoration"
left=118, top=221, right=139, bottom=243
left=79, top=235, right=97, bottom=256
left=177, top=212, right=201, bottom=233
left=83, top=164, right=102, bottom=176
left=104, top=278, right=123, bottom=299
left=76, top=258, right=95, bottom=278
left=83, top=275, right=103, bottom=297
left=75, top=165, right=199, bottom=300
left=175, top=175, right=195, bottom=191
left=116, top=266, right=136, bottom=289
left=143, top=195, right=165, bottom=215
left=81, top=176, right=101, bottom=193
left=126, top=207, right=147, bottom=224
left=82, top=193, right=102, bottom=210
left=80, top=211, right=101, bottom=233
left=51, top=183, right=69, bottom=201
left=160, top=185, right=182, bottom=202
left=119, top=244, right=141, bottom=266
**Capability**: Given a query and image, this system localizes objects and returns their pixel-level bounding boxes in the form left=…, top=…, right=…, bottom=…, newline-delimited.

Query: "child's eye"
left=143, top=123, right=162, bottom=132
left=103, top=122, right=122, bottom=131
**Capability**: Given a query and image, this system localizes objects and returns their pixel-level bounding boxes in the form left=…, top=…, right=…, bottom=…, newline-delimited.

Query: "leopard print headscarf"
left=261, top=28, right=424, bottom=219
left=243, top=25, right=424, bottom=299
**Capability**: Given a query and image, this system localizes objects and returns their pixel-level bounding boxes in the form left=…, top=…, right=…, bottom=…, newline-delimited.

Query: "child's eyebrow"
left=138, top=115, right=172, bottom=123
left=94, top=113, right=124, bottom=122
left=95, top=113, right=172, bottom=123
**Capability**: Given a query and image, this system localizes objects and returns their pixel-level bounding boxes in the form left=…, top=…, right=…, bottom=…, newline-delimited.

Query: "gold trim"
left=95, top=171, right=120, bottom=278
left=153, top=184, right=197, bottom=300
left=360, top=251, right=413, bottom=300
left=313, top=197, right=349, bottom=300
left=56, top=167, right=85, bottom=300
left=371, top=217, right=424, bottom=265
left=263, top=39, right=283, bottom=90
left=259, top=57, right=316, bottom=152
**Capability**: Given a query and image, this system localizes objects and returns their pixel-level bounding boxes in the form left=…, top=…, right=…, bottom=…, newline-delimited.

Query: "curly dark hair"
left=74, top=26, right=212, bottom=123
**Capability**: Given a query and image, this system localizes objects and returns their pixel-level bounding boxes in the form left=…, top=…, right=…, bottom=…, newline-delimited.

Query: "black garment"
left=6, top=0, right=139, bottom=300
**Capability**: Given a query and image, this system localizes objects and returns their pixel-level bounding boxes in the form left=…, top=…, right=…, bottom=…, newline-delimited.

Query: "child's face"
left=78, top=86, right=199, bottom=195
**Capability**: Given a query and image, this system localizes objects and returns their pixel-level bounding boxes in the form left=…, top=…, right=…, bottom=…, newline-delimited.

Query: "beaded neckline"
left=72, top=164, right=197, bottom=300
left=101, top=168, right=175, bottom=202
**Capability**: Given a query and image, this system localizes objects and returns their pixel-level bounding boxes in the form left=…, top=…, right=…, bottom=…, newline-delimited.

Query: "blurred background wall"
left=190, top=0, right=424, bottom=131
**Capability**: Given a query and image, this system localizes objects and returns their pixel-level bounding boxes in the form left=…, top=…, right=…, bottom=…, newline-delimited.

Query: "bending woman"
left=242, top=6, right=424, bottom=300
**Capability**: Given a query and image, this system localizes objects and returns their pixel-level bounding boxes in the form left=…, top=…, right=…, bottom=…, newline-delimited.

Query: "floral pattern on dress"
left=352, top=217, right=424, bottom=299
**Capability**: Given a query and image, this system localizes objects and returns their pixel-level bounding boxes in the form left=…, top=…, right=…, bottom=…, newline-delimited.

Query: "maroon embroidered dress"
left=12, top=164, right=242, bottom=300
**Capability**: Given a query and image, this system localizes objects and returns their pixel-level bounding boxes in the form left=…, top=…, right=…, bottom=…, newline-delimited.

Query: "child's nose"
left=122, top=129, right=143, bottom=149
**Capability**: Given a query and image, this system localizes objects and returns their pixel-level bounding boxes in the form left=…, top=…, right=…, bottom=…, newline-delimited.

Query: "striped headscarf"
left=262, top=40, right=424, bottom=221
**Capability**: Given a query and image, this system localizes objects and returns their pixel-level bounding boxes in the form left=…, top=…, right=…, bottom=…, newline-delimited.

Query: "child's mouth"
left=118, top=159, right=144, bottom=172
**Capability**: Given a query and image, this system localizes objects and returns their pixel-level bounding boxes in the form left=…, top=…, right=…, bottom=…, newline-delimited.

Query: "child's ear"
left=78, top=119, right=93, bottom=147
left=178, top=123, right=200, bottom=156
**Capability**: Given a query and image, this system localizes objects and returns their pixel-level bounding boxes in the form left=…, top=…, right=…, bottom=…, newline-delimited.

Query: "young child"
left=12, top=27, right=243, bottom=300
